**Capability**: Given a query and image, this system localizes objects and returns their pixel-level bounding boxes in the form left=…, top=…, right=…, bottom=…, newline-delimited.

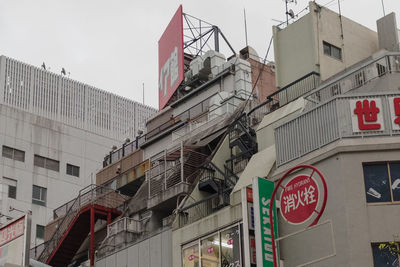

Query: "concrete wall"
left=96, top=229, right=172, bottom=267
left=314, top=2, right=379, bottom=81
left=0, top=104, right=119, bottom=247
left=273, top=2, right=378, bottom=88
left=273, top=12, right=317, bottom=88
left=272, top=137, right=400, bottom=266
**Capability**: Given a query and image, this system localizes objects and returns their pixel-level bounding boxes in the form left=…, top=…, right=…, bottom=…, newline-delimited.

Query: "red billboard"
left=158, top=5, right=184, bottom=110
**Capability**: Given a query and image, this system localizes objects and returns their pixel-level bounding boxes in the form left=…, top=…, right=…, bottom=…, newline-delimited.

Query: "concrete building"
left=32, top=44, right=276, bottom=266
left=273, top=1, right=379, bottom=89
left=171, top=7, right=400, bottom=267
left=0, top=56, right=156, bottom=248
left=33, top=3, right=400, bottom=267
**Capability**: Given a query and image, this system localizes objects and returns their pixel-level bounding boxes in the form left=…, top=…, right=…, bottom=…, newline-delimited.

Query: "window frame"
left=322, top=41, right=342, bottom=61
left=34, top=155, right=59, bottom=172
left=363, top=162, right=400, bottom=204
left=3, top=177, right=17, bottom=199
left=2, top=146, right=25, bottom=162
left=36, top=224, right=45, bottom=240
left=181, top=223, right=242, bottom=267
left=371, top=242, right=400, bottom=267
left=66, top=163, right=80, bottom=177
left=32, top=185, right=47, bottom=206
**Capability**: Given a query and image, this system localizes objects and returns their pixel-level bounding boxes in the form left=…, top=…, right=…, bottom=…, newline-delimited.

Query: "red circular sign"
left=280, top=175, right=319, bottom=224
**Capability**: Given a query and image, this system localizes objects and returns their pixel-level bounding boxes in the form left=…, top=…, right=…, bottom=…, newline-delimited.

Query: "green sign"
left=252, top=177, right=278, bottom=267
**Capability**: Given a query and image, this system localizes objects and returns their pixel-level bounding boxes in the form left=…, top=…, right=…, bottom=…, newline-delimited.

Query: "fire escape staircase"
left=37, top=185, right=129, bottom=267
left=198, top=115, right=256, bottom=195
left=148, top=145, right=211, bottom=208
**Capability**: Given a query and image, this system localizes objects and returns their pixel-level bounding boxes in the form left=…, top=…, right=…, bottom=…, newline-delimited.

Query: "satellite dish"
left=288, top=9, right=295, bottom=19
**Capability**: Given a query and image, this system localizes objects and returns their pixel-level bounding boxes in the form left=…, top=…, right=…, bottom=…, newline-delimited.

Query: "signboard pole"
left=22, top=212, right=32, bottom=267
left=253, top=177, right=278, bottom=267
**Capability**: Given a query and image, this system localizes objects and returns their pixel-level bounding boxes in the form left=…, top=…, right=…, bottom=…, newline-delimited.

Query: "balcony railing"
left=306, top=54, right=400, bottom=105
left=275, top=93, right=400, bottom=166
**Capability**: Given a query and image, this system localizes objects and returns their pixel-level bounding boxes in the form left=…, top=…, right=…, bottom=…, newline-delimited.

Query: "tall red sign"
left=158, top=5, right=184, bottom=110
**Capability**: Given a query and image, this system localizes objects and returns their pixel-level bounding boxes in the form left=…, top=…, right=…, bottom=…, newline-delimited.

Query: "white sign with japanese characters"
left=349, top=98, right=384, bottom=132
left=388, top=97, right=400, bottom=131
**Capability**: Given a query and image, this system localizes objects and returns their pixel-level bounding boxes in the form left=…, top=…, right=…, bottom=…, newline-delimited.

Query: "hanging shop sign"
left=252, top=177, right=278, bottom=267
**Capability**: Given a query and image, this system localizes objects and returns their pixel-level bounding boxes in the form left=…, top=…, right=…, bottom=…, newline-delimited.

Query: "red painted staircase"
left=37, top=185, right=129, bottom=267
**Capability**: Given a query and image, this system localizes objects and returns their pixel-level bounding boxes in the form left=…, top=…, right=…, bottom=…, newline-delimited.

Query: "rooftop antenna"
left=283, top=0, right=297, bottom=26
left=381, top=0, right=386, bottom=16
left=243, top=8, right=248, bottom=47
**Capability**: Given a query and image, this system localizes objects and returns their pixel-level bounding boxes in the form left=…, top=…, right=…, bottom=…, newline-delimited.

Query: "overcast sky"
left=0, top=0, right=399, bottom=109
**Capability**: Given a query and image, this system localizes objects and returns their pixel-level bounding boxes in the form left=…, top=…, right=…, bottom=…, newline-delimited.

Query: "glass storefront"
left=201, top=234, right=220, bottom=267
left=182, top=224, right=242, bottom=267
left=220, top=226, right=240, bottom=267
left=183, top=243, right=200, bottom=267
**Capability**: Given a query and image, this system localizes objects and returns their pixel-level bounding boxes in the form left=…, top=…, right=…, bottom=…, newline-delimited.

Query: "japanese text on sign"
left=280, top=175, right=319, bottom=224
left=0, top=217, right=25, bottom=247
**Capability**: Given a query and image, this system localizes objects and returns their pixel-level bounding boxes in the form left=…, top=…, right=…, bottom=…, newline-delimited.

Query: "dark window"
left=36, top=225, right=45, bottom=239
left=32, top=185, right=47, bottom=206
left=66, top=164, right=80, bottom=177
left=363, top=162, right=400, bottom=203
left=8, top=185, right=16, bottom=199
left=323, top=41, right=342, bottom=60
left=3, top=177, right=17, bottom=199
left=372, top=242, right=400, bottom=267
left=34, top=155, right=59, bottom=172
left=2, top=146, right=25, bottom=162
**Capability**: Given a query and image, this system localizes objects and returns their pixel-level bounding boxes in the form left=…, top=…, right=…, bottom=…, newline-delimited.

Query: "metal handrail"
left=37, top=185, right=128, bottom=263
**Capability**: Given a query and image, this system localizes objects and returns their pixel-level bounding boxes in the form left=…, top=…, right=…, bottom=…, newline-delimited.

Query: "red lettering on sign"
left=393, top=97, right=400, bottom=126
left=353, top=99, right=381, bottom=130
left=0, top=216, right=25, bottom=247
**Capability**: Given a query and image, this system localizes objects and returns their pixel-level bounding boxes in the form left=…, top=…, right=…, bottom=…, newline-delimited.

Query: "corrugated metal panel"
left=275, top=94, right=400, bottom=166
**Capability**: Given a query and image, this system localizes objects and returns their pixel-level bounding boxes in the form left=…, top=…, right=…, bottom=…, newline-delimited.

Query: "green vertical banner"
left=252, top=177, right=278, bottom=267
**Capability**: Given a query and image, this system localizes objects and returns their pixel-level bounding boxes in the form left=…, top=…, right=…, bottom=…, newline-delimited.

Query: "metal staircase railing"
left=148, top=147, right=210, bottom=199
left=37, top=184, right=129, bottom=263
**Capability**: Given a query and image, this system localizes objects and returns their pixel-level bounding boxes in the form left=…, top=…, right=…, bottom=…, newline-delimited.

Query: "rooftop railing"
left=275, top=93, right=400, bottom=166
left=305, top=54, right=400, bottom=105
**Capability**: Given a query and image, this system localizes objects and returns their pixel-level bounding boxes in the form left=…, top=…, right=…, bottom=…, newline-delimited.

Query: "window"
left=363, top=162, right=400, bottom=203
left=36, top=225, right=45, bottom=239
left=2, top=146, right=25, bottom=162
left=323, top=41, right=342, bottom=60
left=182, top=225, right=242, bottom=267
left=372, top=242, right=400, bottom=267
left=34, top=155, right=59, bottom=172
left=32, top=185, right=47, bottom=206
left=3, top=178, right=17, bottom=199
left=66, top=164, right=80, bottom=177
left=201, top=233, right=220, bottom=266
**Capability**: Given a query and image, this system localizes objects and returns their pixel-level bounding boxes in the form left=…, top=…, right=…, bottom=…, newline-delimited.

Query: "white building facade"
left=0, top=55, right=156, bottom=247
